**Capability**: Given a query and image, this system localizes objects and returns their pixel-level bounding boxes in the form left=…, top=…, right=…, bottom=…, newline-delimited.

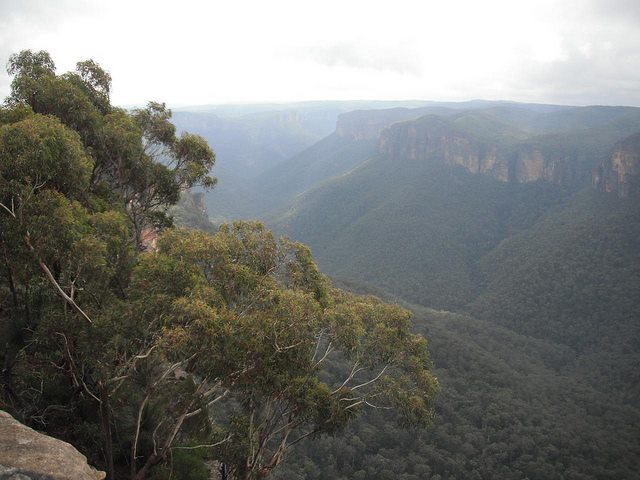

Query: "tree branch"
left=332, top=362, right=364, bottom=394
left=313, top=342, right=333, bottom=368
left=351, top=364, right=389, bottom=391
left=0, top=199, right=16, bottom=218
left=172, top=434, right=233, bottom=450
left=24, top=233, right=93, bottom=324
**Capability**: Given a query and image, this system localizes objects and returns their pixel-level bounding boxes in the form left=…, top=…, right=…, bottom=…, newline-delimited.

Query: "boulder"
left=0, top=410, right=105, bottom=480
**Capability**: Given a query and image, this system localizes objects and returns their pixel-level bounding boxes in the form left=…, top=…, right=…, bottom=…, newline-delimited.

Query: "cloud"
left=506, top=33, right=640, bottom=105
left=1, top=0, right=640, bottom=106
left=0, top=0, right=97, bottom=99
left=290, top=42, right=423, bottom=76
left=585, top=0, right=640, bottom=23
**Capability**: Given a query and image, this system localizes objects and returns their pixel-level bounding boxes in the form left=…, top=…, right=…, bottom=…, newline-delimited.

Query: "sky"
left=1, top=0, right=640, bottom=107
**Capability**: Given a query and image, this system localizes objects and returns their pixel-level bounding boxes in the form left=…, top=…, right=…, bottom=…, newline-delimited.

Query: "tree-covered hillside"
left=273, top=155, right=570, bottom=310
left=261, top=103, right=640, bottom=479
left=273, top=305, right=640, bottom=480
left=472, top=189, right=640, bottom=354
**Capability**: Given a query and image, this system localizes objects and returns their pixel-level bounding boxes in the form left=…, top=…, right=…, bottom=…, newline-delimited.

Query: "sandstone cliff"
left=378, top=115, right=574, bottom=184
left=593, top=132, right=640, bottom=197
left=0, top=410, right=105, bottom=480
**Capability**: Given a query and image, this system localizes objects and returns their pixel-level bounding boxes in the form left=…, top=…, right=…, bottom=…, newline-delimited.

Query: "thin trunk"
left=131, top=393, right=150, bottom=480
left=99, top=383, right=115, bottom=480
left=3, top=253, right=19, bottom=310
left=134, top=453, right=157, bottom=480
left=134, top=399, right=196, bottom=480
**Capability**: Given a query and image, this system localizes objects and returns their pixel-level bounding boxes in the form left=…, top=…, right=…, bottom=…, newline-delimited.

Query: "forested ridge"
left=0, top=51, right=439, bottom=480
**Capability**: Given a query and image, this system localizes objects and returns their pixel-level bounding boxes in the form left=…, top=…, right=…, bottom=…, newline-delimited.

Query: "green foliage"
left=472, top=190, right=640, bottom=352
left=3, top=50, right=216, bottom=249
left=93, top=223, right=437, bottom=479
left=264, top=103, right=640, bottom=479
left=275, top=157, right=568, bottom=310
left=149, top=449, right=210, bottom=480
left=273, top=306, right=640, bottom=480
left=73, top=59, right=112, bottom=114
left=0, top=113, right=93, bottom=199
left=0, top=50, right=437, bottom=480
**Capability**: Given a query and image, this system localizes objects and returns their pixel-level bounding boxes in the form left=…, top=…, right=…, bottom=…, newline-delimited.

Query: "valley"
left=173, top=100, right=640, bottom=479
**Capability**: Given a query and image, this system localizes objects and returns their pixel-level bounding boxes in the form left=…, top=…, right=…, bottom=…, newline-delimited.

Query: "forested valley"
left=171, top=95, right=640, bottom=478
left=1, top=48, right=639, bottom=480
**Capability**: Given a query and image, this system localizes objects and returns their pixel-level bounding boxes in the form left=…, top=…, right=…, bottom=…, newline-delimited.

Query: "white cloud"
left=1, top=0, right=639, bottom=106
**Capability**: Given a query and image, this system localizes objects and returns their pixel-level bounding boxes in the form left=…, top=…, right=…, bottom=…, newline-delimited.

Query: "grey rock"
left=0, top=410, right=105, bottom=480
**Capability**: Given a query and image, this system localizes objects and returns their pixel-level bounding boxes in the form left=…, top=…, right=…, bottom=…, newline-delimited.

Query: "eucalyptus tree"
left=1, top=51, right=439, bottom=480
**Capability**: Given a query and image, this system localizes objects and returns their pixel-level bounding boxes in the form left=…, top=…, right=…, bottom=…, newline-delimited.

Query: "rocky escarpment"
left=593, top=132, right=640, bottom=197
left=0, top=410, right=105, bottom=480
left=378, top=115, right=571, bottom=184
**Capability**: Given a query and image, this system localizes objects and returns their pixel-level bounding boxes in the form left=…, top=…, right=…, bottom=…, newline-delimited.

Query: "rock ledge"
left=0, top=410, right=105, bottom=480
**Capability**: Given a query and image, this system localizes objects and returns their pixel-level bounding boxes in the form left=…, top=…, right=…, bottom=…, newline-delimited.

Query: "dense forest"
left=171, top=97, right=640, bottom=478
left=0, top=51, right=439, bottom=480
left=255, top=103, right=640, bottom=479
left=2, top=47, right=639, bottom=480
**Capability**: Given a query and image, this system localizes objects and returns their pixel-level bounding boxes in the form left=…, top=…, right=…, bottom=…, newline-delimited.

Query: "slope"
left=272, top=113, right=572, bottom=309
left=273, top=305, right=640, bottom=480
left=472, top=189, right=640, bottom=354
left=265, top=106, right=640, bottom=480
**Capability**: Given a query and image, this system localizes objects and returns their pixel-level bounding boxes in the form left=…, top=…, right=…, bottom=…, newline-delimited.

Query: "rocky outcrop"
left=0, top=410, right=105, bottom=480
left=378, top=116, right=568, bottom=184
left=593, top=132, right=640, bottom=197
left=272, top=110, right=302, bottom=129
left=191, top=191, right=207, bottom=214
left=139, top=225, right=158, bottom=251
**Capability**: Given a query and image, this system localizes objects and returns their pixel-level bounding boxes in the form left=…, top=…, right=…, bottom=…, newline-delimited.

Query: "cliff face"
left=378, top=117, right=568, bottom=184
left=593, top=132, right=640, bottom=197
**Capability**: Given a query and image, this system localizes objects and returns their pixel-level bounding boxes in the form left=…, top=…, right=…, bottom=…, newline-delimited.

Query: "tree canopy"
left=0, top=50, right=438, bottom=480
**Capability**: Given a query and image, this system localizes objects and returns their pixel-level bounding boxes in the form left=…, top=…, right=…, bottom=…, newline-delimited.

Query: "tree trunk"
left=134, top=452, right=161, bottom=480
left=99, top=383, right=115, bottom=480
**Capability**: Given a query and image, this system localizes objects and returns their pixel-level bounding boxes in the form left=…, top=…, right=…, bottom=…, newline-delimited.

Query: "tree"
left=4, top=50, right=216, bottom=249
left=118, top=224, right=439, bottom=479
left=1, top=50, right=439, bottom=480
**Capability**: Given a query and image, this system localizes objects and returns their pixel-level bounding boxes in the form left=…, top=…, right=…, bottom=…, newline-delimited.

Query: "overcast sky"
left=1, top=0, right=639, bottom=107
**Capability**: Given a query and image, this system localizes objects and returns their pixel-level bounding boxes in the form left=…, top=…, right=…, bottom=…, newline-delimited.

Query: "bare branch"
left=365, top=400, right=393, bottom=410
left=351, top=364, right=389, bottom=391
left=344, top=399, right=365, bottom=410
left=108, top=344, right=159, bottom=393
left=287, top=428, right=319, bottom=448
left=24, top=234, right=93, bottom=324
left=132, top=392, right=150, bottom=469
left=332, top=362, right=364, bottom=394
left=275, top=339, right=303, bottom=353
left=152, top=418, right=166, bottom=457
left=172, top=434, right=233, bottom=450
left=54, top=332, right=79, bottom=388
left=313, top=341, right=333, bottom=368
left=0, top=199, right=16, bottom=218
left=184, top=388, right=230, bottom=420
left=311, top=329, right=325, bottom=363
